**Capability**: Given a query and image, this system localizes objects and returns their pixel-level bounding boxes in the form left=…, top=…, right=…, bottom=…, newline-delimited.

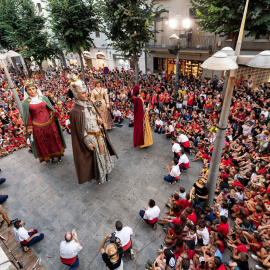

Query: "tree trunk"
left=75, top=42, right=85, bottom=83
left=23, top=58, right=31, bottom=78
left=132, top=52, right=139, bottom=84
left=231, top=33, right=238, bottom=50
left=37, top=62, right=45, bottom=78
left=11, top=57, right=20, bottom=76
left=60, top=51, right=67, bottom=66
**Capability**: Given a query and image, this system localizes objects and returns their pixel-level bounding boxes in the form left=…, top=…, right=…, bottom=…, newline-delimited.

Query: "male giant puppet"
left=69, top=73, right=117, bottom=184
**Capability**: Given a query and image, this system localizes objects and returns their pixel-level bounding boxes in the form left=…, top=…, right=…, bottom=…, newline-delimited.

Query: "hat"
left=246, top=120, right=254, bottom=126
left=133, top=85, right=140, bottom=96
left=199, top=257, right=205, bottom=263
left=186, top=240, right=195, bottom=250
left=95, top=80, right=101, bottom=86
left=106, top=243, right=119, bottom=263
left=195, top=178, right=207, bottom=188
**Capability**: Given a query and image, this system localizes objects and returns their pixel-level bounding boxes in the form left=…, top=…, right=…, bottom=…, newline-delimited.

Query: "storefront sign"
left=167, top=60, right=185, bottom=65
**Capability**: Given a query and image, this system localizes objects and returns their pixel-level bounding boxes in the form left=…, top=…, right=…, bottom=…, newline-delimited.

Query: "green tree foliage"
left=190, top=0, right=270, bottom=48
left=0, top=0, right=61, bottom=77
left=46, top=0, right=99, bottom=81
left=98, top=0, right=166, bottom=83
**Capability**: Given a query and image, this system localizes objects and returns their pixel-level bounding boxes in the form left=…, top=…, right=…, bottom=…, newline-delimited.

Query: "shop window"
left=95, top=31, right=100, bottom=38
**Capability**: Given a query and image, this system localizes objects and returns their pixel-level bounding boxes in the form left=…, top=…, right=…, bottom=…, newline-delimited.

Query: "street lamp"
left=0, top=53, right=23, bottom=118
left=220, top=47, right=235, bottom=56
left=169, top=17, right=192, bottom=101
left=246, top=50, right=270, bottom=68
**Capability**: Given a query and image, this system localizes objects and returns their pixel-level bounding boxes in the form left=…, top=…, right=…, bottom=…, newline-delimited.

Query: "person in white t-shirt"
left=13, top=220, right=44, bottom=251
left=154, top=116, right=163, bottom=134
left=60, top=229, right=82, bottom=269
left=170, top=138, right=181, bottom=159
left=113, top=108, right=123, bottom=124
left=197, top=221, right=210, bottom=246
left=115, top=221, right=134, bottom=259
left=139, top=199, right=160, bottom=230
left=164, top=158, right=181, bottom=184
left=164, top=121, right=174, bottom=139
left=178, top=133, right=191, bottom=153
left=178, top=150, right=190, bottom=171
left=127, top=112, right=134, bottom=127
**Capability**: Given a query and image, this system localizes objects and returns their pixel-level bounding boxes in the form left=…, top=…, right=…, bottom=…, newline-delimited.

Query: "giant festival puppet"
left=69, top=73, right=117, bottom=184
left=133, top=85, right=153, bottom=148
left=22, top=79, right=66, bottom=163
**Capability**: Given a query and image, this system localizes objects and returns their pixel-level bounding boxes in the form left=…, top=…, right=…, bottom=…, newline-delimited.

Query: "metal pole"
left=206, top=70, right=236, bottom=205
left=206, top=0, right=249, bottom=205
left=1, top=59, right=23, bottom=118
left=174, top=49, right=180, bottom=101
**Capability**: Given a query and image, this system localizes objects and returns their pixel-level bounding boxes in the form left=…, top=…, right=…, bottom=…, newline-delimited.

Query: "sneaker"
left=23, top=246, right=29, bottom=252
left=251, top=254, right=259, bottom=262
left=255, top=265, right=265, bottom=270
left=130, top=249, right=135, bottom=260
left=153, top=223, right=157, bottom=230
left=147, top=260, right=153, bottom=265
left=145, top=263, right=150, bottom=269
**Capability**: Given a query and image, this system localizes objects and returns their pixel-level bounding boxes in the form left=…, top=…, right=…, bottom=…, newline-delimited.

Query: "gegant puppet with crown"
left=22, top=79, right=66, bottom=162
left=68, top=72, right=117, bottom=184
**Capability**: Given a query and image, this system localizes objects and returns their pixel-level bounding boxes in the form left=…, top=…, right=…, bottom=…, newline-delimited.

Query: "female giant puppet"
left=133, top=85, right=153, bottom=148
left=91, top=80, right=112, bottom=130
left=22, top=79, right=66, bottom=163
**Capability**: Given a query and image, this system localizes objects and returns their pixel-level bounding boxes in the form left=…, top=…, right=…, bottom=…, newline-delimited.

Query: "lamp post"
left=0, top=54, right=23, bottom=118
left=203, top=0, right=270, bottom=206
left=169, top=18, right=191, bottom=101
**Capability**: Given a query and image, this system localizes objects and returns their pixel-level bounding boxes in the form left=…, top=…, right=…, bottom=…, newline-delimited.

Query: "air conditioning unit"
left=217, top=41, right=221, bottom=46
left=162, top=44, right=166, bottom=47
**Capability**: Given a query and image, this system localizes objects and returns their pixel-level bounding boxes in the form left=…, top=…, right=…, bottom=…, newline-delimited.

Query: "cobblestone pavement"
left=0, top=121, right=256, bottom=269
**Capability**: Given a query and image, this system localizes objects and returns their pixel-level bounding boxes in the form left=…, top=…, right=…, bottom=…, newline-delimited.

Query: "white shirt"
left=172, top=143, right=181, bottom=153
left=261, top=110, right=269, bottom=119
left=127, top=114, right=134, bottom=121
left=144, top=206, right=160, bottom=220
left=115, top=110, right=121, bottom=117
left=65, top=119, right=70, bottom=126
left=13, top=227, right=29, bottom=242
left=60, top=240, right=82, bottom=259
left=218, top=204, right=229, bottom=218
left=170, top=165, right=180, bottom=177
left=155, top=119, right=163, bottom=126
left=178, top=134, right=189, bottom=143
left=168, top=125, right=174, bottom=132
left=115, top=226, right=133, bottom=247
left=178, top=154, right=189, bottom=165
left=197, top=227, right=210, bottom=245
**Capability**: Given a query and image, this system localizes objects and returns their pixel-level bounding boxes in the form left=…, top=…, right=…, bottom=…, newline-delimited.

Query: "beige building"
left=146, top=0, right=270, bottom=77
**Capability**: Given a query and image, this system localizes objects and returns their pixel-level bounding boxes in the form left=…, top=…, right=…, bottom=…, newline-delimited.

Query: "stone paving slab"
left=0, top=120, right=256, bottom=269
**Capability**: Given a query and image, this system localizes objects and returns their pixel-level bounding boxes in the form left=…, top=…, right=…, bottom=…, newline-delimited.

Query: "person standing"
left=22, top=79, right=66, bottom=163
left=69, top=73, right=117, bottom=184
left=100, top=234, right=123, bottom=270
left=91, top=80, right=112, bottom=130
left=114, top=221, right=135, bottom=259
left=60, top=229, right=82, bottom=270
left=133, top=85, right=153, bottom=148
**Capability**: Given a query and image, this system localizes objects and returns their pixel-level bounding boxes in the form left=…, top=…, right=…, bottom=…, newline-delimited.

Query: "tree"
left=0, top=0, right=61, bottom=77
left=46, top=0, right=99, bottom=82
left=190, top=0, right=270, bottom=49
left=98, top=0, right=165, bottom=84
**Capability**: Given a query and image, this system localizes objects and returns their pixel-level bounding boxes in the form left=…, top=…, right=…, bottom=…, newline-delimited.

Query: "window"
left=188, top=7, right=196, bottom=19
left=95, top=31, right=100, bottom=38
left=37, top=3, right=42, bottom=12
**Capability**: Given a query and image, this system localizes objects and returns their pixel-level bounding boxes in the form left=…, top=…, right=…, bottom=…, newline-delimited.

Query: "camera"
left=109, top=232, right=122, bottom=254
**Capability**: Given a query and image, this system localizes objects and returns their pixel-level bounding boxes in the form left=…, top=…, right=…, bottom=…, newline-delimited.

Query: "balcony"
left=146, top=33, right=215, bottom=51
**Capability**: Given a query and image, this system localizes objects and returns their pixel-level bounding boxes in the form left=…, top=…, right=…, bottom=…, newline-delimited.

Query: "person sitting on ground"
left=60, top=229, right=82, bottom=270
left=114, top=220, right=135, bottom=259
left=13, top=220, right=44, bottom=251
left=139, top=199, right=160, bottom=230
left=164, top=158, right=181, bottom=185
left=154, top=116, right=163, bottom=134
left=178, top=151, right=190, bottom=171
left=0, top=204, right=17, bottom=228
left=170, top=138, right=181, bottom=159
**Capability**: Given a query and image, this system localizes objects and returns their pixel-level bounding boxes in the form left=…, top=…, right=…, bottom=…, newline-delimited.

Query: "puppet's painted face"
left=26, top=86, right=37, bottom=97
left=77, top=91, right=88, bottom=101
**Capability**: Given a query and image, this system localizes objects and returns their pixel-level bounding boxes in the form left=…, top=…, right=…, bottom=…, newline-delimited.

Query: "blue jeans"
left=139, top=210, right=157, bottom=226
left=23, top=230, right=44, bottom=247
left=129, top=122, right=134, bottom=127
left=0, top=195, right=8, bottom=204
left=0, top=178, right=6, bottom=185
left=166, top=133, right=172, bottom=139
left=154, top=127, right=162, bottom=134
left=63, top=256, right=79, bottom=270
left=234, top=123, right=242, bottom=131
left=164, top=175, right=176, bottom=183
left=225, top=261, right=239, bottom=270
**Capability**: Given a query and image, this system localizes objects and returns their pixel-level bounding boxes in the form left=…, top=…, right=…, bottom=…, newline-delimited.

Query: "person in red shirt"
left=185, top=207, right=197, bottom=225
left=215, top=216, right=229, bottom=237
left=214, top=257, right=226, bottom=270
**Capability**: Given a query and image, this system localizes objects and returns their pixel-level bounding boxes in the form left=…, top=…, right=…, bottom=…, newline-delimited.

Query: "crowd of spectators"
left=1, top=61, right=270, bottom=270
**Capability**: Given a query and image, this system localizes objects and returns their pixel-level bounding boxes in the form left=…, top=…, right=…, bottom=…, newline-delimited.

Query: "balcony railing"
left=146, top=34, right=215, bottom=51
